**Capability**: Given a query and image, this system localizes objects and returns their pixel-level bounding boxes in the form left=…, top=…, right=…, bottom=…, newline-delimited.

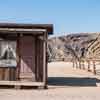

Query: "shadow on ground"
left=48, top=77, right=100, bottom=87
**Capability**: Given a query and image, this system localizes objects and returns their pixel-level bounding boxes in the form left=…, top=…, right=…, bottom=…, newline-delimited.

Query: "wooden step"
left=0, top=81, right=44, bottom=86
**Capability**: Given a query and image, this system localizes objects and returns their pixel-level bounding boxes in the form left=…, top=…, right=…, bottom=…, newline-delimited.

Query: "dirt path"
left=0, top=62, right=100, bottom=100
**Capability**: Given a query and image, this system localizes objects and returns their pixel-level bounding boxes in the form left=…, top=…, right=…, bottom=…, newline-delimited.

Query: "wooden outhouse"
left=0, top=23, right=53, bottom=89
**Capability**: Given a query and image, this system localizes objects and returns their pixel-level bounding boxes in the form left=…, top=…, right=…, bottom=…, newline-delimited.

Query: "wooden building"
left=0, top=23, right=53, bottom=89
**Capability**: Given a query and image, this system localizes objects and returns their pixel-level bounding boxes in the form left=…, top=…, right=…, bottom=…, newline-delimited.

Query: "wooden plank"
left=45, top=32, right=48, bottom=89
left=40, top=38, right=43, bottom=81
left=35, top=38, right=39, bottom=81
left=4, top=68, right=9, bottom=80
left=79, top=61, right=81, bottom=69
left=0, top=81, right=44, bottom=86
left=10, top=68, right=16, bottom=81
left=75, top=61, right=78, bottom=68
left=0, top=69, right=3, bottom=80
left=35, top=36, right=38, bottom=81
left=16, top=34, right=20, bottom=80
left=36, top=36, right=43, bottom=82
left=2, top=68, right=5, bottom=80
left=43, top=32, right=47, bottom=89
left=86, top=58, right=100, bottom=61
left=0, top=68, right=16, bottom=81
left=0, top=23, right=53, bottom=34
left=87, top=61, right=91, bottom=72
left=93, top=61, right=96, bottom=75
left=0, top=68, right=3, bottom=80
left=0, top=28, right=46, bottom=34
left=82, top=61, right=85, bottom=70
left=72, top=61, right=75, bottom=68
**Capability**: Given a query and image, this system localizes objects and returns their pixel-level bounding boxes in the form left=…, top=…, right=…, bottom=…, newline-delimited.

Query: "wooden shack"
left=0, top=23, right=53, bottom=89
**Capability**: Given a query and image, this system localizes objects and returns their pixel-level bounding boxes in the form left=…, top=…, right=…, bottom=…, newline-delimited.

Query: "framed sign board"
left=0, top=41, right=17, bottom=67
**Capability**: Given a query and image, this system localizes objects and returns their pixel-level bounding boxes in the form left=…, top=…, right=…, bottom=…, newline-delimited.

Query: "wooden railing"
left=72, top=58, right=100, bottom=75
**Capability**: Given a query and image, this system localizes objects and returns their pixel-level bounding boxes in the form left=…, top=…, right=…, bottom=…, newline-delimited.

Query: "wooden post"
left=75, top=61, right=78, bottom=68
left=73, top=60, right=75, bottom=68
left=79, top=60, right=81, bottom=69
left=15, top=33, right=21, bottom=89
left=16, top=33, right=20, bottom=81
left=87, top=60, right=91, bottom=72
left=82, top=60, right=85, bottom=70
left=93, top=61, right=96, bottom=75
left=5, top=68, right=9, bottom=80
left=35, top=36, right=38, bottom=81
left=43, top=32, right=47, bottom=89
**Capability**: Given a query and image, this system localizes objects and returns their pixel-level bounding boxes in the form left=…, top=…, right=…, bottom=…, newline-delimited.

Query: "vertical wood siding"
left=0, top=34, right=47, bottom=84
left=19, top=36, right=35, bottom=81
left=0, top=67, right=16, bottom=81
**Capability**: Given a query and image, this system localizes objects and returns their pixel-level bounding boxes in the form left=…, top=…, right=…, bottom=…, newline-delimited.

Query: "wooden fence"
left=72, top=58, right=100, bottom=75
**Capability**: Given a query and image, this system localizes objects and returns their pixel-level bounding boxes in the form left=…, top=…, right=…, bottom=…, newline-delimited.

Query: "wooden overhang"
left=0, top=23, right=53, bottom=35
left=0, top=23, right=52, bottom=88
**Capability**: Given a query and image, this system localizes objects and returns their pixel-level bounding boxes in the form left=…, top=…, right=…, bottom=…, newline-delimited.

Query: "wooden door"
left=19, top=36, right=35, bottom=81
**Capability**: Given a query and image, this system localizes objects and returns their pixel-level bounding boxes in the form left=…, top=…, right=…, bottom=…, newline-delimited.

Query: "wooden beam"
left=0, top=28, right=46, bottom=34
left=93, top=61, right=96, bottom=75
left=35, top=37, right=37, bottom=80
left=0, top=81, right=44, bottom=86
left=43, top=32, right=47, bottom=89
left=87, top=61, right=91, bottom=72
left=16, top=34, right=21, bottom=80
left=78, top=60, right=81, bottom=69
left=82, top=60, right=85, bottom=70
left=0, top=23, right=53, bottom=34
left=72, top=61, right=75, bottom=68
left=75, top=61, right=78, bottom=69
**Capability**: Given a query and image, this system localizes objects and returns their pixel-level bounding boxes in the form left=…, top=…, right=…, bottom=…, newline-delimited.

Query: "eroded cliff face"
left=48, top=33, right=99, bottom=62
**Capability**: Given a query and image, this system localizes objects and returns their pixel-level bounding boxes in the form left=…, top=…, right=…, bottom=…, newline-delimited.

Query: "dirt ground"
left=0, top=62, right=100, bottom=100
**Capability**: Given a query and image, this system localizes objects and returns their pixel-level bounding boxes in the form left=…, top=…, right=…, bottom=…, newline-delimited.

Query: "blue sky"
left=0, top=0, right=100, bottom=35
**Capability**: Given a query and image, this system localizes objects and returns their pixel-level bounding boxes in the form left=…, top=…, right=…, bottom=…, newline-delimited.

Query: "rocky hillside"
left=48, top=33, right=99, bottom=62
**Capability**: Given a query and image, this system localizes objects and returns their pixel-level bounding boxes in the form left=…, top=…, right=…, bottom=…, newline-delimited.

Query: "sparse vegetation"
left=48, top=33, right=100, bottom=62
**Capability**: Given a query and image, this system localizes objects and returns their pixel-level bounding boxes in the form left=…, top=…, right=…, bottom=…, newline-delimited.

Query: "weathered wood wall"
left=0, top=34, right=46, bottom=83
left=19, top=36, right=36, bottom=81
left=0, top=67, right=16, bottom=81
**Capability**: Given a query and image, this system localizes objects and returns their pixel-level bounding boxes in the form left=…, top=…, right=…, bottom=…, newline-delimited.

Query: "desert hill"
left=48, top=33, right=99, bottom=62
